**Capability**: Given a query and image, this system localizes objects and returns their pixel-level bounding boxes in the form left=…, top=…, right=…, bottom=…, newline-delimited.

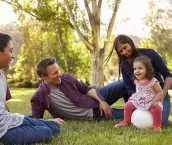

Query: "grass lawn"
left=7, top=88, right=172, bottom=145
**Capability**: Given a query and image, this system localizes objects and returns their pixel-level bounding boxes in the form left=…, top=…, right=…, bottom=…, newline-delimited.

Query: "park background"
left=1, top=0, right=172, bottom=144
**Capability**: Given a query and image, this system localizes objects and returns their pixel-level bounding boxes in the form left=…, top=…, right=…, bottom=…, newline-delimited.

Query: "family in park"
left=0, top=32, right=171, bottom=144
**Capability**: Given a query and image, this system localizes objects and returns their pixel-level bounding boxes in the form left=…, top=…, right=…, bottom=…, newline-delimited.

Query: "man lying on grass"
left=31, top=57, right=129, bottom=120
left=0, top=33, right=64, bottom=145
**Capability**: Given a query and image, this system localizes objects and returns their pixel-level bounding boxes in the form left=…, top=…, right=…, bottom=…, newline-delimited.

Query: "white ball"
left=131, top=109, right=153, bottom=129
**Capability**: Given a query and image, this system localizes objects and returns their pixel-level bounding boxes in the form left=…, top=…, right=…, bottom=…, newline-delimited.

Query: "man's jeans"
left=95, top=80, right=128, bottom=120
left=95, top=80, right=171, bottom=125
left=0, top=116, right=60, bottom=145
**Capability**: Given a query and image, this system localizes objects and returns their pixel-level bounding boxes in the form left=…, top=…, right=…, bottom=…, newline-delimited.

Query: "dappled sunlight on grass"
left=6, top=88, right=172, bottom=145
left=10, top=88, right=35, bottom=97
left=8, top=98, right=23, bottom=102
left=111, top=98, right=125, bottom=109
left=10, top=92, right=32, bottom=96
left=9, top=88, right=35, bottom=100
left=7, top=88, right=36, bottom=115
left=169, top=116, right=172, bottom=122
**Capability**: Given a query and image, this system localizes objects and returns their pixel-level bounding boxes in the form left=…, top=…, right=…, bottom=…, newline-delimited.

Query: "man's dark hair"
left=0, top=33, right=11, bottom=52
left=36, top=57, right=56, bottom=78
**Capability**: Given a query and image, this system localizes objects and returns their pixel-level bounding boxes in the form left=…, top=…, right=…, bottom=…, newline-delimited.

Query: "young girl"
left=115, top=55, right=164, bottom=131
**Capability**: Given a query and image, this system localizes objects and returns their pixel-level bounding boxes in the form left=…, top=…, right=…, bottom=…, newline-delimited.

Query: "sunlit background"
left=0, top=0, right=150, bottom=37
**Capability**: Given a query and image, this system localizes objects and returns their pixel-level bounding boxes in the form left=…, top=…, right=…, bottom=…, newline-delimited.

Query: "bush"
left=8, top=79, right=16, bottom=84
left=10, top=80, right=41, bottom=88
left=14, top=82, right=25, bottom=88
left=24, top=81, right=32, bottom=88
left=24, top=80, right=41, bottom=88
left=8, top=77, right=24, bottom=84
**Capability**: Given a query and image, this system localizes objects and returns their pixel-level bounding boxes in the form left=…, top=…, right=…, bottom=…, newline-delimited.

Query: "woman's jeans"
left=0, top=116, right=60, bottom=145
left=95, top=80, right=171, bottom=125
left=162, top=93, right=171, bottom=125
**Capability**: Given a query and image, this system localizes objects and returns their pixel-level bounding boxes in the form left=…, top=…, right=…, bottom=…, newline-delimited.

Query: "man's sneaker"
left=114, top=121, right=129, bottom=128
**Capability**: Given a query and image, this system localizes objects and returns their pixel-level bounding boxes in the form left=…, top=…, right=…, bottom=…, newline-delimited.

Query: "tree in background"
left=15, top=20, right=51, bottom=82
left=0, top=23, right=23, bottom=82
left=14, top=19, right=91, bottom=83
left=0, top=23, right=23, bottom=55
left=63, top=0, right=120, bottom=86
left=141, top=0, right=172, bottom=70
left=1, top=0, right=91, bottom=84
left=2, top=0, right=121, bottom=87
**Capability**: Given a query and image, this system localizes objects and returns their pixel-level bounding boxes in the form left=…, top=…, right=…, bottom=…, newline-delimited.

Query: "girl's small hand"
left=149, top=101, right=157, bottom=107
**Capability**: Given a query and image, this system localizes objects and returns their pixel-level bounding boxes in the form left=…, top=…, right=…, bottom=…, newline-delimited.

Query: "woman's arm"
left=150, top=49, right=172, bottom=96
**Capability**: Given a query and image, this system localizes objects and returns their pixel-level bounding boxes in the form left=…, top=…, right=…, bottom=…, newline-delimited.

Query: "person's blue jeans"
left=162, top=93, right=171, bottom=125
left=0, top=116, right=60, bottom=145
left=94, top=80, right=129, bottom=120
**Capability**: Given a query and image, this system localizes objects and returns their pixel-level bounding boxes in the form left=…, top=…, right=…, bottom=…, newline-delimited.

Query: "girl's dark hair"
left=104, top=34, right=138, bottom=80
left=36, top=57, right=56, bottom=78
left=133, top=55, right=154, bottom=80
left=0, top=33, right=11, bottom=52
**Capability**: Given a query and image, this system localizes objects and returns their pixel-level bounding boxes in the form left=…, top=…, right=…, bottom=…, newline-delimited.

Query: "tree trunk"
left=63, top=0, right=120, bottom=86
left=56, top=28, right=69, bottom=72
left=91, top=36, right=104, bottom=87
left=91, top=52, right=104, bottom=87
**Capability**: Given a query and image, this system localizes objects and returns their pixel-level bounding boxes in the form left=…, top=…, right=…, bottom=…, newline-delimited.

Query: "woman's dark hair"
left=0, top=33, right=11, bottom=52
left=36, top=57, right=56, bottom=78
left=104, top=34, right=138, bottom=80
left=113, top=34, right=137, bottom=60
left=133, top=55, right=154, bottom=80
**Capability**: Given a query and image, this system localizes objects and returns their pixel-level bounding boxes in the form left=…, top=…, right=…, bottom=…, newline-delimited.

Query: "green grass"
left=7, top=88, right=172, bottom=145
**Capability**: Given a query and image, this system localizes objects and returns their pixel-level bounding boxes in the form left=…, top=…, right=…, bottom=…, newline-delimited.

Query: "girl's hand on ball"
left=149, top=101, right=157, bottom=107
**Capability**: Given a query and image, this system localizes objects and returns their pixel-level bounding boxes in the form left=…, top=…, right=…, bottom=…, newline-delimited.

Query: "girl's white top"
left=129, top=78, right=162, bottom=110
